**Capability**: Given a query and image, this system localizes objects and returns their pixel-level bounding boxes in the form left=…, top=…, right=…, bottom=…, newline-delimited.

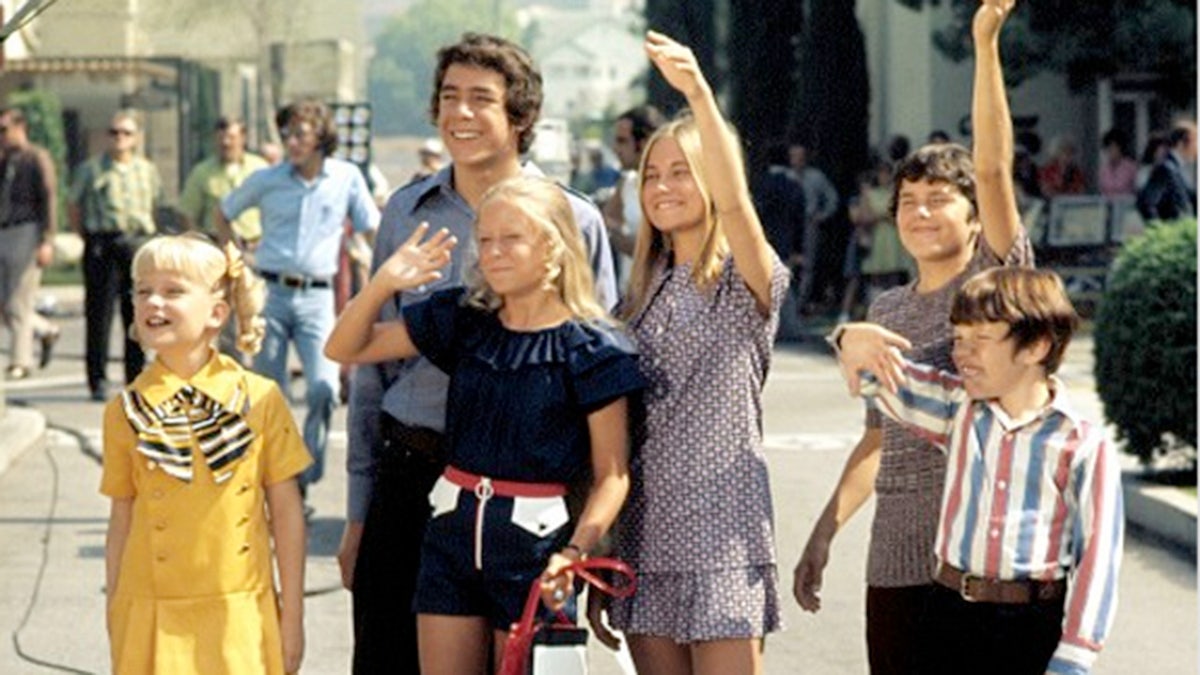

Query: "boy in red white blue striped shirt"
left=850, top=267, right=1123, bottom=675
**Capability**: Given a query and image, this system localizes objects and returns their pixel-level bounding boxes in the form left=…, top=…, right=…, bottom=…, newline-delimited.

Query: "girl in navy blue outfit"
left=326, top=175, right=642, bottom=675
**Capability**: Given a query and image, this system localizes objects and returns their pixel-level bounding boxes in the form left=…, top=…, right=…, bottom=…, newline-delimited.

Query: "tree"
left=727, top=2, right=804, bottom=180
left=791, top=0, right=870, bottom=305
left=793, top=0, right=869, bottom=199
left=901, top=0, right=1196, bottom=104
left=368, top=0, right=519, bottom=136
left=643, top=0, right=717, bottom=116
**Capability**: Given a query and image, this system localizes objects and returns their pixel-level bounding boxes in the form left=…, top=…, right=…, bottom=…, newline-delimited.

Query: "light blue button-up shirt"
left=345, top=163, right=617, bottom=521
left=221, top=157, right=379, bottom=277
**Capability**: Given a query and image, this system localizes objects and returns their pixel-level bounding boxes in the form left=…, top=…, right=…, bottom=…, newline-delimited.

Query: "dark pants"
left=866, top=584, right=933, bottom=675
left=351, top=416, right=446, bottom=674
left=916, top=583, right=1063, bottom=675
left=83, top=233, right=145, bottom=393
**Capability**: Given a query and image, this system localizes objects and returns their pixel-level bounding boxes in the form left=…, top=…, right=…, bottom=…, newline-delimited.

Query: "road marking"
left=764, top=433, right=859, bottom=452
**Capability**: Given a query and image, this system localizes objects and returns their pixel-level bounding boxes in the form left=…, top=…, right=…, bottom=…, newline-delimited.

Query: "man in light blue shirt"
left=219, top=99, right=379, bottom=502
left=341, top=33, right=616, bottom=673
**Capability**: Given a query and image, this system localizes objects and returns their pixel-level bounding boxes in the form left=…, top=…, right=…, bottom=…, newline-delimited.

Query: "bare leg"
left=418, top=614, right=491, bottom=675
left=692, top=637, right=764, bottom=675
left=628, top=634, right=692, bottom=675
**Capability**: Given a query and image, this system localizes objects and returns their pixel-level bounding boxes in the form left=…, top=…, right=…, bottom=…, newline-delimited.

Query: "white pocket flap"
left=428, top=476, right=461, bottom=519
left=510, top=496, right=569, bottom=537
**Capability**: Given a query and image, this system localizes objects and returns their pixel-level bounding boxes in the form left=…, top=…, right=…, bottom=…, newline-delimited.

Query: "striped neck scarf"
left=121, top=382, right=254, bottom=484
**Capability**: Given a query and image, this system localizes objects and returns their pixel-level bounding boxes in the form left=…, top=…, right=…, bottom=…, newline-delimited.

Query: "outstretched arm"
left=645, top=30, right=777, bottom=313
left=972, top=0, right=1022, bottom=254
left=324, top=223, right=455, bottom=364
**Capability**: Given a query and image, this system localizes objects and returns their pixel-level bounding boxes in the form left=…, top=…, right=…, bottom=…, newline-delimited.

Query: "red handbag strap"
left=510, top=556, right=638, bottom=638
left=569, top=556, right=637, bottom=599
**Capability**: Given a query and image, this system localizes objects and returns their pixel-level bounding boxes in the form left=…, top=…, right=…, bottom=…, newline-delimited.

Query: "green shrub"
left=1094, top=218, right=1196, bottom=466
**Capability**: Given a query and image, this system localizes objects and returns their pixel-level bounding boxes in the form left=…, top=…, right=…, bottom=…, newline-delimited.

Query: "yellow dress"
left=101, top=354, right=311, bottom=674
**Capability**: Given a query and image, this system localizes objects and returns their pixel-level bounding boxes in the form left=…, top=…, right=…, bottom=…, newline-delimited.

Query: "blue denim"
left=253, top=284, right=338, bottom=489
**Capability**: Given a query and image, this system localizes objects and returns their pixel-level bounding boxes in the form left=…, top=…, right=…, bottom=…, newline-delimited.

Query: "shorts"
left=608, top=565, right=782, bottom=642
left=413, top=475, right=576, bottom=629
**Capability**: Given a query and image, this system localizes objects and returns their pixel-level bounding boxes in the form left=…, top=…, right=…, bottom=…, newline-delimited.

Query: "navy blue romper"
left=403, top=288, right=644, bottom=628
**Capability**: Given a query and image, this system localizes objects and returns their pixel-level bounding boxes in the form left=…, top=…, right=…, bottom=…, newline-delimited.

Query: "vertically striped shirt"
left=864, top=362, right=1123, bottom=675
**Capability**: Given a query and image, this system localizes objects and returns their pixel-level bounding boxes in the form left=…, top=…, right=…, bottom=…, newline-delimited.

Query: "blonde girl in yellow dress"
left=102, top=234, right=312, bottom=674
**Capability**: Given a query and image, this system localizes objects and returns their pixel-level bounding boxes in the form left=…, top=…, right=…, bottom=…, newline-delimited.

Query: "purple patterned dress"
left=609, top=255, right=789, bottom=641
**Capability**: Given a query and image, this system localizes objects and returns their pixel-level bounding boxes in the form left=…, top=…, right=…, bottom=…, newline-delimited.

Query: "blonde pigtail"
left=223, top=243, right=267, bottom=357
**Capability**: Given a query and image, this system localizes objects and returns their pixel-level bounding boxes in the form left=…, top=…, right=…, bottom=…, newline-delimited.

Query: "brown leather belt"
left=934, top=562, right=1066, bottom=605
left=380, top=414, right=446, bottom=467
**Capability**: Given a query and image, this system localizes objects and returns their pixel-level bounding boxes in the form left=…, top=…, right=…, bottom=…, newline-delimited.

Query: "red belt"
left=444, top=466, right=567, bottom=498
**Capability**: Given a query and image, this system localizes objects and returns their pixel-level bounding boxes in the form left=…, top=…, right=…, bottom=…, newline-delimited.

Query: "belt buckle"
left=281, top=273, right=307, bottom=289
left=959, top=573, right=981, bottom=603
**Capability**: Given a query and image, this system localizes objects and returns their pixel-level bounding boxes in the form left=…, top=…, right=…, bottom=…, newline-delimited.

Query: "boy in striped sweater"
left=849, top=266, right=1122, bottom=675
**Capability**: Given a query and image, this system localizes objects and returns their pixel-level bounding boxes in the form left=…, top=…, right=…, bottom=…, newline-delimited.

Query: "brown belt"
left=934, top=562, right=1066, bottom=605
left=380, top=415, right=446, bottom=467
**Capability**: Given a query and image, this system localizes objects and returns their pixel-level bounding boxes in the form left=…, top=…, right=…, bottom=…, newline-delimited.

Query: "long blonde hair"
left=621, top=114, right=730, bottom=321
left=464, top=176, right=609, bottom=323
left=131, top=234, right=267, bottom=355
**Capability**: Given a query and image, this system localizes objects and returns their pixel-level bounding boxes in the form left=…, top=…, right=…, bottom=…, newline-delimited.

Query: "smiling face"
left=437, top=64, right=521, bottom=171
left=133, top=270, right=227, bottom=359
left=894, top=178, right=980, bottom=265
left=475, top=198, right=553, bottom=300
left=640, top=136, right=706, bottom=236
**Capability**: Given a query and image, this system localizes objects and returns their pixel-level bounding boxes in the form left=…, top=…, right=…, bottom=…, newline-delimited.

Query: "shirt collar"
left=289, top=157, right=329, bottom=182
left=134, top=351, right=243, bottom=409
left=409, top=161, right=546, bottom=214
left=982, top=375, right=1083, bottom=432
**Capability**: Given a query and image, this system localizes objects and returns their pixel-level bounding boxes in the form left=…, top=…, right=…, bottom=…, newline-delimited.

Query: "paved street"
left=0, top=288, right=1195, bottom=674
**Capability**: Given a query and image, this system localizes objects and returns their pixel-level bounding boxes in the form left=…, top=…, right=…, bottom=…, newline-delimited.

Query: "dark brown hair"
left=950, top=267, right=1079, bottom=374
left=276, top=99, right=337, bottom=157
left=429, top=33, right=543, bottom=154
left=889, top=143, right=977, bottom=220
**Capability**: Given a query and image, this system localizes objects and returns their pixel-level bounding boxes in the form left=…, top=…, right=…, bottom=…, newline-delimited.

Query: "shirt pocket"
left=428, top=475, right=461, bottom=519
left=510, top=495, right=570, bottom=538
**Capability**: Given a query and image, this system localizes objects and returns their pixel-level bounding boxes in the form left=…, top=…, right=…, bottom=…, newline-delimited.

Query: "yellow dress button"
left=237, top=515, right=250, bottom=526
left=155, top=521, right=167, bottom=531
left=156, top=553, right=167, bottom=562
left=238, top=543, right=251, bottom=554
left=146, top=461, right=156, bottom=471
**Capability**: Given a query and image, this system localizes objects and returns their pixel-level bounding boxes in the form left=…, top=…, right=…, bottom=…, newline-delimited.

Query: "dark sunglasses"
left=109, top=128, right=136, bottom=137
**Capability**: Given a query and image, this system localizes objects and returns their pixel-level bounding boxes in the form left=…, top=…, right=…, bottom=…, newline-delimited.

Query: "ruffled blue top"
left=403, top=288, right=644, bottom=483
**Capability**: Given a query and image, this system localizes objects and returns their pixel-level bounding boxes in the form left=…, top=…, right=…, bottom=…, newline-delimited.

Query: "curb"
left=1122, top=471, right=1197, bottom=557
left=0, top=406, right=48, bottom=477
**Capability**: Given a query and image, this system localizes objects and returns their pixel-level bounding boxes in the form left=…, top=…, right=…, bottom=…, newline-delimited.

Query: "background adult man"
left=752, top=141, right=807, bottom=341
left=1137, top=120, right=1197, bottom=222
left=177, top=116, right=268, bottom=245
left=68, top=109, right=162, bottom=401
left=603, top=104, right=664, bottom=291
left=0, top=106, right=58, bottom=380
left=219, top=99, right=380, bottom=508
left=342, top=32, right=617, bottom=673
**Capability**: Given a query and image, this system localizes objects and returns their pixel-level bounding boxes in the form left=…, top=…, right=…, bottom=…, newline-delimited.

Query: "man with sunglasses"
left=68, top=110, right=163, bottom=402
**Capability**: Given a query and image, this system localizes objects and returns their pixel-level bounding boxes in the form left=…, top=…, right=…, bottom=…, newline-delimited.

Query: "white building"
left=522, top=4, right=646, bottom=120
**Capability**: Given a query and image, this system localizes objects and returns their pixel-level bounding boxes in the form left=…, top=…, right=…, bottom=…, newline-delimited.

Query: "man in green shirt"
left=178, top=117, right=268, bottom=247
left=68, top=109, right=163, bottom=401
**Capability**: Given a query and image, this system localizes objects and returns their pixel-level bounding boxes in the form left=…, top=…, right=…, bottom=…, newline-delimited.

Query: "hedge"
left=1093, top=218, right=1196, bottom=466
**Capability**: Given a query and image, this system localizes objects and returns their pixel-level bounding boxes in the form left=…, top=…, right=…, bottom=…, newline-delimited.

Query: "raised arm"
left=645, top=30, right=777, bottom=313
left=971, top=0, right=1022, bottom=254
left=324, top=223, right=455, bottom=364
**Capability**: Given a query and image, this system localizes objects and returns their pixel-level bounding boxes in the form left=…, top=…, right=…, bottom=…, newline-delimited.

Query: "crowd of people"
left=3, top=0, right=1188, bottom=672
